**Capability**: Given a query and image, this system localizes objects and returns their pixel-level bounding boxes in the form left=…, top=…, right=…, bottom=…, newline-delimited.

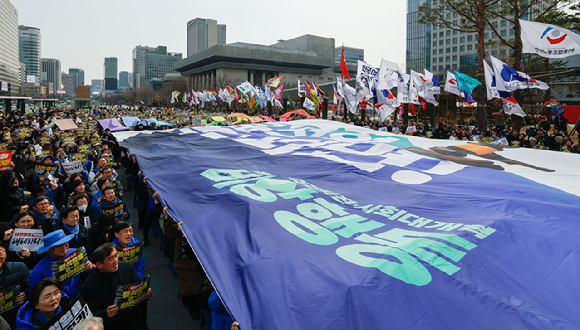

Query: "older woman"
left=7, top=212, right=43, bottom=269
left=15, top=278, right=71, bottom=330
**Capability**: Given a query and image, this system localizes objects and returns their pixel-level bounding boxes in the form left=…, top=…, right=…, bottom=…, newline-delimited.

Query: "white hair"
left=72, top=317, right=104, bottom=330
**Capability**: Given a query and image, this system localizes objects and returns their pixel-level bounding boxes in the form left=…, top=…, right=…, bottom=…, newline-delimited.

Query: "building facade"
left=132, top=45, right=155, bottom=89
left=68, top=68, right=84, bottom=89
left=20, top=82, right=45, bottom=96
left=18, top=25, right=41, bottom=82
left=174, top=34, right=357, bottom=91
left=186, top=18, right=226, bottom=57
left=0, top=0, right=19, bottom=94
left=334, top=46, right=364, bottom=64
left=42, top=58, right=61, bottom=90
left=118, top=71, right=129, bottom=90
left=135, top=45, right=182, bottom=88
left=90, top=79, right=102, bottom=97
left=103, top=57, right=117, bottom=94
left=61, top=73, right=74, bottom=96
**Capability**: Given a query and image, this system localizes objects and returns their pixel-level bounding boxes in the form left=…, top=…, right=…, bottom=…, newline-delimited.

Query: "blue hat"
left=38, top=230, right=74, bottom=254
left=40, top=155, right=55, bottom=163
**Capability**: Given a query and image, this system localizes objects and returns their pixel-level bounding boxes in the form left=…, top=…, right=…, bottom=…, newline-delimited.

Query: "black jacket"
left=57, top=223, right=94, bottom=257
left=81, top=262, right=148, bottom=330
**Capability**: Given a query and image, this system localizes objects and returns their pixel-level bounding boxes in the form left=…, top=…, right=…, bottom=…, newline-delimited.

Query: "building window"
left=484, top=33, right=489, bottom=39
left=492, top=32, right=496, bottom=38
left=439, top=57, right=444, bottom=62
left=460, top=45, right=465, bottom=52
left=439, top=49, right=444, bottom=54
left=452, top=55, right=457, bottom=61
left=460, top=36, right=465, bottom=43
left=433, top=41, right=437, bottom=46
left=446, top=56, right=450, bottom=62
left=501, top=30, right=506, bottom=37
left=501, top=20, right=507, bottom=27
left=453, top=46, right=457, bottom=52
left=433, top=33, right=437, bottom=38
left=446, top=30, right=451, bottom=36
left=467, top=35, right=473, bottom=42
left=467, top=44, right=473, bottom=50
left=501, top=49, right=507, bottom=56
left=446, top=13, right=451, bottom=19
left=446, top=47, right=451, bottom=53
left=453, top=30, right=458, bottom=35
left=439, top=40, right=444, bottom=45
left=453, top=13, right=458, bottom=17
left=433, top=49, right=437, bottom=55
left=446, top=39, right=451, bottom=45
left=510, top=29, right=515, bottom=35
left=433, top=25, right=437, bottom=30
left=440, top=32, right=444, bottom=37
left=433, top=58, right=437, bottom=63
left=453, top=38, right=457, bottom=44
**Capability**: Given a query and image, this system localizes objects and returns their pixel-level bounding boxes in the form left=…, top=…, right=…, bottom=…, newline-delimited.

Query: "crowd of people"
left=0, top=104, right=576, bottom=330
left=339, top=113, right=579, bottom=153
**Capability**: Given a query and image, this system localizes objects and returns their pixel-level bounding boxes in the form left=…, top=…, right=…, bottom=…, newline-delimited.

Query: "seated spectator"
left=112, top=221, right=144, bottom=280
left=57, top=206, right=93, bottom=255
left=0, top=242, right=28, bottom=329
left=31, top=196, right=58, bottom=235
left=7, top=212, right=43, bottom=269
left=16, top=278, right=71, bottom=330
left=29, top=230, right=93, bottom=298
left=81, top=243, right=152, bottom=330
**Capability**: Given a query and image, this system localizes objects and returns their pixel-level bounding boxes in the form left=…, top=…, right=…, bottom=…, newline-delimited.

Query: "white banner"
left=9, top=229, right=44, bottom=252
left=444, top=71, right=461, bottom=96
left=63, top=160, right=83, bottom=174
left=520, top=19, right=580, bottom=58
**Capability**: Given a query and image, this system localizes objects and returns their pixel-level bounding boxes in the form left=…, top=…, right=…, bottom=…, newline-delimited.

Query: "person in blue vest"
left=111, top=221, right=145, bottom=280
left=15, top=278, right=71, bottom=330
left=29, top=230, right=93, bottom=298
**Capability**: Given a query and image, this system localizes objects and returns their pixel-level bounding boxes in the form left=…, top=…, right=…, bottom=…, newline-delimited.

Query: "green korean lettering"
left=274, top=210, right=338, bottom=246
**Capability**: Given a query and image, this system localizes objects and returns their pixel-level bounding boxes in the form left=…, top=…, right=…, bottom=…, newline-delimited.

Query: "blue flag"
left=118, top=121, right=580, bottom=330
left=454, top=70, right=481, bottom=94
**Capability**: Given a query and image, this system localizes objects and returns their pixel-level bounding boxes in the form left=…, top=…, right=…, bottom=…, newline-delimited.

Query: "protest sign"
left=63, top=137, right=75, bottom=146
left=78, top=145, right=90, bottom=153
left=0, top=150, right=13, bottom=171
left=406, top=126, right=417, bottom=133
left=51, top=247, right=88, bottom=282
left=8, top=228, right=44, bottom=252
left=72, top=153, right=86, bottom=162
left=63, top=161, right=83, bottom=174
left=101, top=201, right=125, bottom=219
left=41, top=150, right=50, bottom=157
left=33, top=162, right=60, bottom=176
left=0, top=285, right=20, bottom=314
left=40, top=137, right=50, bottom=144
left=83, top=216, right=91, bottom=229
left=18, top=128, right=30, bottom=137
left=114, top=273, right=150, bottom=310
left=3, top=132, right=10, bottom=141
left=0, top=143, right=7, bottom=151
left=40, top=296, right=92, bottom=330
left=117, top=242, right=143, bottom=263
left=106, top=157, right=113, bottom=166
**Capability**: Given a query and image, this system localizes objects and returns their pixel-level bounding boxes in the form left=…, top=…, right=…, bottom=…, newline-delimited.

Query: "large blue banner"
left=119, top=120, right=580, bottom=329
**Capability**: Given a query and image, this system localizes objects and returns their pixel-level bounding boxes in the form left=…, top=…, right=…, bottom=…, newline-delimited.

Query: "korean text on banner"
left=8, top=229, right=44, bottom=252
left=63, top=161, right=83, bottom=174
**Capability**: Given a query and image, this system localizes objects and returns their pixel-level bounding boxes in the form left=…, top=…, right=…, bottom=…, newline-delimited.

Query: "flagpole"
left=521, top=54, right=535, bottom=118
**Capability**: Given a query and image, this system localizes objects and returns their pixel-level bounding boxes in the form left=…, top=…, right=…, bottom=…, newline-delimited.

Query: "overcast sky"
left=13, top=0, right=407, bottom=85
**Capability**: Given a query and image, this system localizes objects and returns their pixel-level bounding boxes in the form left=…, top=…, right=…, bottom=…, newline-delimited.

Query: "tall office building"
left=334, top=47, right=364, bottom=64
left=407, top=0, right=548, bottom=77
left=61, top=72, right=75, bottom=95
left=103, top=57, right=118, bottom=92
left=186, top=18, right=226, bottom=57
left=42, top=58, right=61, bottom=90
left=118, top=71, right=129, bottom=90
left=132, top=45, right=155, bottom=89
left=68, top=68, right=85, bottom=89
left=0, top=0, right=19, bottom=94
left=18, top=25, right=41, bottom=81
left=90, top=79, right=102, bottom=96
left=135, top=45, right=182, bottom=88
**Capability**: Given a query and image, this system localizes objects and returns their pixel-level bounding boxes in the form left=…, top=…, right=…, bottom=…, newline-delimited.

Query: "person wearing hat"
left=0, top=242, right=28, bottom=329
left=29, top=229, right=93, bottom=299
left=539, top=116, right=551, bottom=131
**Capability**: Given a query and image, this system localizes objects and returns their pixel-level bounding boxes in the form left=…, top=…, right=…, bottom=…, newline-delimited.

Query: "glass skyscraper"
left=0, top=0, right=19, bottom=94
left=406, top=0, right=430, bottom=73
left=18, top=25, right=41, bottom=81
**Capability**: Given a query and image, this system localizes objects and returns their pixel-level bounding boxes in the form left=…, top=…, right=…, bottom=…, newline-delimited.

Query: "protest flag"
left=340, top=46, right=350, bottom=80
left=520, top=19, right=580, bottom=58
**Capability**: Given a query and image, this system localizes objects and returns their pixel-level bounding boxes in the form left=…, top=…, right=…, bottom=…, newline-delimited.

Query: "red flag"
left=340, top=46, right=350, bottom=81
left=419, top=97, right=427, bottom=111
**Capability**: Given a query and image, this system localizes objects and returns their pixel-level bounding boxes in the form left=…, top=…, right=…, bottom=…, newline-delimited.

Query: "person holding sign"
left=29, top=230, right=93, bottom=299
left=0, top=177, right=26, bottom=222
left=30, top=196, right=58, bottom=235
left=112, top=222, right=144, bottom=280
left=7, top=211, right=43, bottom=269
left=15, top=278, right=71, bottom=330
left=92, top=187, right=129, bottom=221
left=0, top=242, right=28, bottom=329
left=81, top=243, right=151, bottom=330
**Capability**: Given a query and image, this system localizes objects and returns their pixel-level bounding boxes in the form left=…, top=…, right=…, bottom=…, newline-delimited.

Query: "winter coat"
left=15, top=294, right=70, bottom=330
left=29, top=248, right=85, bottom=298
left=112, top=237, right=145, bottom=280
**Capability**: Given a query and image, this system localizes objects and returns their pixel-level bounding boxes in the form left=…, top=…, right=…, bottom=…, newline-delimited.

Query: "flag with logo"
left=483, top=61, right=500, bottom=100
left=237, top=81, right=255, bottom=95
left=397, top=81, right=410, bottom=104
left=490, top=56, right=549, bottom=92
left=444, top=72, right=461, bottom=96
left=303, top=97, right=316, bottom=111
left=171, top=91, right=180, bottom=103
left=377, top=59, right=402, bottom=90
left=499, top=91, right=526, bottom=117
left=274, top=85, right=284, bottom=99
left=265, top=76, right=283, bottom=88
left=424, top=69, right=441, bottom=94
left=453, top=70, right=481, bottom=95
left=356, top=60, right=378, bottom=103
left=298, top=79, right=306, bottom=97
left=520, top=19, right=580, bottom=58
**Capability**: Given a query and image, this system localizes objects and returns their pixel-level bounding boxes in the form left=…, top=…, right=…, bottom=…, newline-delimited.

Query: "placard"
left=83, top=216, right=91, bottom=229
left=0, top=284, right=20, bottom=314
left=40, top=296, right=93, bottom=330
left=78, top=145, right=90, bottom=153
left=62, top=160, right=83, bottom=174
left=106, top=158, right=113, bottom=166
left=72, top=153, right=86, bottom=162
left=3, top=132, right=9, bottom=141
left=18, top=128, right=31, bottom=137
left=117, top=242, right=143, bottom=264
left=0, top=150, right=13, bottom=171
left=33, top=162, right=60, bottom=176
left=114, top=273, right=150, bottom=310
left=40, top=137, right=50, bottom=144
left=100, top=201, right=125, bottom=219
left=8, top=228, right=44, bottom=252
left=63, top=137, right=75, bottom=146
left=50, top=246, right=88, bottom=282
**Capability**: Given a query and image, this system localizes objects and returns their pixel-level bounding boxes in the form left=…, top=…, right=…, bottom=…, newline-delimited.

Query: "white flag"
left=356, top=60, right=378, bottom=103
left=397, top=81, right=410, bottom=104
left=377, top=59, right=402, bottom=90
left=500, top=91, right=526, bottom=117
left=343, top=83, right=358, bottom=114
left=376, top=88, right=398, bottom=107
left=520, top=19, right=580, bottom=58
left=374, top=104, right=396, bottom=122
left=444, top=71, right=461, bottom=96
left=423, top=81, right=438, bottom=106
left=483, top=61, right=500, bottom=100
left=408, top=74, right=421, bottom=105
left=490, top=55, right=550, bottom=92
left=424, top=69, right=441, bottom=94
left=298, top=79, right=306, bottom=96
left=237, top=81, right=254, bottom=95
left=303, top=97, right=316, bottom=111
